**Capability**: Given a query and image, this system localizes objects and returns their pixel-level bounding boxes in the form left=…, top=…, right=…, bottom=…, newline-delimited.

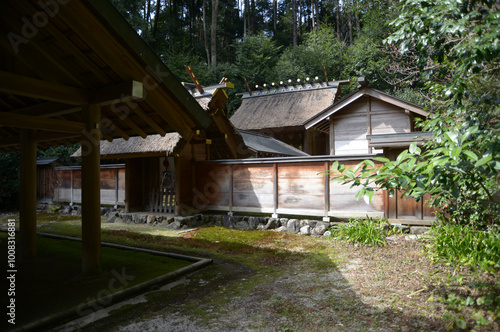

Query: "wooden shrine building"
left=230, top=79, right=350, bottom=155
left=0, top=0, right=234, bottom=273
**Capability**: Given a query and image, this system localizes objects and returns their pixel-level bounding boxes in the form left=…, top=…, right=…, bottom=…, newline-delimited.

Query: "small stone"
left=236, top=221, right=250, bottom=230
left=287, top=219, right=300, bottom=233
left=264, top=218, right=279, bottom=230
left=410, top=226, right=430, bottom=235
left=312, top=222, right=328, bottom=235
left=166, top=221, right=182, bottom=230
left=279, top=218, right=289, bottom=227
left=146, top=215, right=155, bottom=224
left=275, top=226, right=287, bottom=232
left=222, top=216, right=235, bottom=228
left=300, top=225, right=311, bottom=235
left=323, top=230, right=332, bottom=237
left=248, top=217, right=260, bottom=229
left=307, top=220, right=318, bottom=228
left=405, top=234, right=423, bottom=241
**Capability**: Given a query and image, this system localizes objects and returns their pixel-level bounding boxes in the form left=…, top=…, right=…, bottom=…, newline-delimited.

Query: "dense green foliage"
left=329, top=217, right=401, bottom=247
left=427, top=224, right=500, bottom=273
left=331, top=0, right=500, bottom=229
left=109, top=0, right=402, bottom=101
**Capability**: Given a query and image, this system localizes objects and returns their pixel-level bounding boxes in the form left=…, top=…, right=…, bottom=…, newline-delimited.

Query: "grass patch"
left=329, top=217, right=401, bottom=247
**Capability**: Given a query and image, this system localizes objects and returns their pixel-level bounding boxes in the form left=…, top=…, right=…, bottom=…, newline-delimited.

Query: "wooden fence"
left=193, top=156, right=437, bottom=223
left=53, top=164, right=125, bottom=206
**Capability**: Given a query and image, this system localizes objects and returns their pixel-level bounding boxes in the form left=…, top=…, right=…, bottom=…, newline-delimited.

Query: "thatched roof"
left=230, top=81, right=348, bottom=130
left=72, top=133, right=183, bottom=159
left=240, top=131, right=309, bottom=157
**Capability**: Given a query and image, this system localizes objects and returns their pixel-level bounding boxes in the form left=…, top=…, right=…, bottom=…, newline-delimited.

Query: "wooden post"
left=329, top=117, right=335, bottom=155
left=228, top=165, right=233, bottom=213
left=366, top=96, right=373, bottom=154
left=81, top=104, right=101, bottom=274
left=175, top=156, right=194, bottom=215
left=20, top=129, right=37, bottom=259
left=324, top=161, right=330, bottom=216
left=273, top=163, right=278, bottom=215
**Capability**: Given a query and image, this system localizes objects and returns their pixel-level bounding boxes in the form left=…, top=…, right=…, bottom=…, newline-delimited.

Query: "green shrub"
left=427, top=224, right=500, bottom=274
left=329, top=217, right=400, bottom=247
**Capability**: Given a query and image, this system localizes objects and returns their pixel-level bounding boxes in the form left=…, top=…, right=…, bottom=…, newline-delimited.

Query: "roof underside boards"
left=71, top=133, right=183, bottom=159
left=0, top=0, right=212, bottom=152
left=304, top=87, right=428, bottom=131
left=230, top=86, right=340, bottom=130
left=240, top=131, right=309, bottom=157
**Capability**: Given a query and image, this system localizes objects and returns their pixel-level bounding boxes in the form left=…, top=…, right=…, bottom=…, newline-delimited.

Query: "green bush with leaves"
left=330, top=217, right=401, bottom=247
left=331, top=0, right=500, bottom=230
left=427, top=225, right=500, bottom=274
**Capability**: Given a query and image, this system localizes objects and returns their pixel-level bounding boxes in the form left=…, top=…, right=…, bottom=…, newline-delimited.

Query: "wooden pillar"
left=324, top=161, right=330, bottom=216
left=366, top=96, right=373, bottom=154
left=329, top=118, right=335, bottom=155
left=273, top=163, right=278, bottom=215
left=175, top=155, right=194, bottom=215
left=81, top=104, right=101, bottom=274
left=228, top=164, right=233, bottom=213
left=20, top=129, right=37, bottom=259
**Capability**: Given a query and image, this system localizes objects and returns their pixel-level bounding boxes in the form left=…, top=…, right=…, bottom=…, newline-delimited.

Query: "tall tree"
left=211, top=0, right=218, bottom=66
left=203, top=0, right=210, bottom=64
left=292, top=0, right=297, bottom=46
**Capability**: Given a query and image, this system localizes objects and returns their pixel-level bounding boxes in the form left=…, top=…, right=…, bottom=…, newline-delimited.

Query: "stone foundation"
left=40, top=203, right=431, bottom=237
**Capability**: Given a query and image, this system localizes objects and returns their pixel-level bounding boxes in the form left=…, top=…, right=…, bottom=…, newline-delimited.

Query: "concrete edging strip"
left=10, top=232, right=213, bottom=332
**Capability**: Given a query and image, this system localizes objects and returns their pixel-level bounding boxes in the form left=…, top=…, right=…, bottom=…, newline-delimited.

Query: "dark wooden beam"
left=19, top=129, right=37, bottom=259
left=90, top=80, right=143, bottom=106
left=9, top=102, right=82, bottom=117
left=0, top=112, right=85, bottom=134
left=0, top=132, right=80, bottom=147
left=81, top=104, right=102, bottom=274
left=0, top=71, right=89, bottom=105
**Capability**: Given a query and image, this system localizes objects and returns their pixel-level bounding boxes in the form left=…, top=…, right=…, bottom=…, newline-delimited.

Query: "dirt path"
left=74, top=232, right=450, bottom=332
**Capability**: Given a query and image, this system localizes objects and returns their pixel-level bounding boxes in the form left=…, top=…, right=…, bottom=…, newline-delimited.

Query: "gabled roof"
left=36, top=157, right=59, bottom=166
left=0, top=0, right=212, bottom=152
left=240, top=131, right=309, bottom=157
left=304, top=87, right=428, bottom=130
left=72, top=133, right=183, bottom=159
left=230, top=80, right=349, bottom=131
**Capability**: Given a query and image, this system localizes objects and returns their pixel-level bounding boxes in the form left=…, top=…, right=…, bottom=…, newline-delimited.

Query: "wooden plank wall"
left=333, top=97, right=412, bottom=156
left=36, top=166, right=57, bottom=202
left=194, top=159, right=436, bottom=222
left=53, top=166, right=125, bottom=206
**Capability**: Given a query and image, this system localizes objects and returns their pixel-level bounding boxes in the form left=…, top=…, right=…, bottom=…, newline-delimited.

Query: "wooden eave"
left=0, top=0, right=212, bottom=152
left=303, top=87, right=429, bottom=131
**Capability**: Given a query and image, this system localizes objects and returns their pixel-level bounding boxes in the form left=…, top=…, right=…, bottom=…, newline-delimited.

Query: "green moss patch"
left=0, top=233, right=192, bottom=329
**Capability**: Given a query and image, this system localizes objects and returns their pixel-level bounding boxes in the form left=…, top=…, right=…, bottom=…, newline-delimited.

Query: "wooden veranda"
left=0, top=0, right=215, bottom=273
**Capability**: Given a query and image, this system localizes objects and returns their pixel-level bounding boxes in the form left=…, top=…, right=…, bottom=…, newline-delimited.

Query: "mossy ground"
left=0, top=213, right=497, bottom=331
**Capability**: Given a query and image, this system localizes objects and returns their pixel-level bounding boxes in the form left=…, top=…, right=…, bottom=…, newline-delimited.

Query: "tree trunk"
left=273, top=0, right=277, bottom=37
left=152, top=0, right=161, bottom=36
left=244, top=0, right=249, bottom=36
left=203, top=0, right=210, bottom=65
left=336, top=0, right=340, bottom=39
left=348, top=11, right=353, bottom=44
left=315, top=0, right=319, bottom=30
left=311, top=0, right=315, bottom=31
left=211, top=0, right=218, bottom=66
left=250, top=0, right=255, bottom=35
left=292, top=0, right=297, bottom=46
